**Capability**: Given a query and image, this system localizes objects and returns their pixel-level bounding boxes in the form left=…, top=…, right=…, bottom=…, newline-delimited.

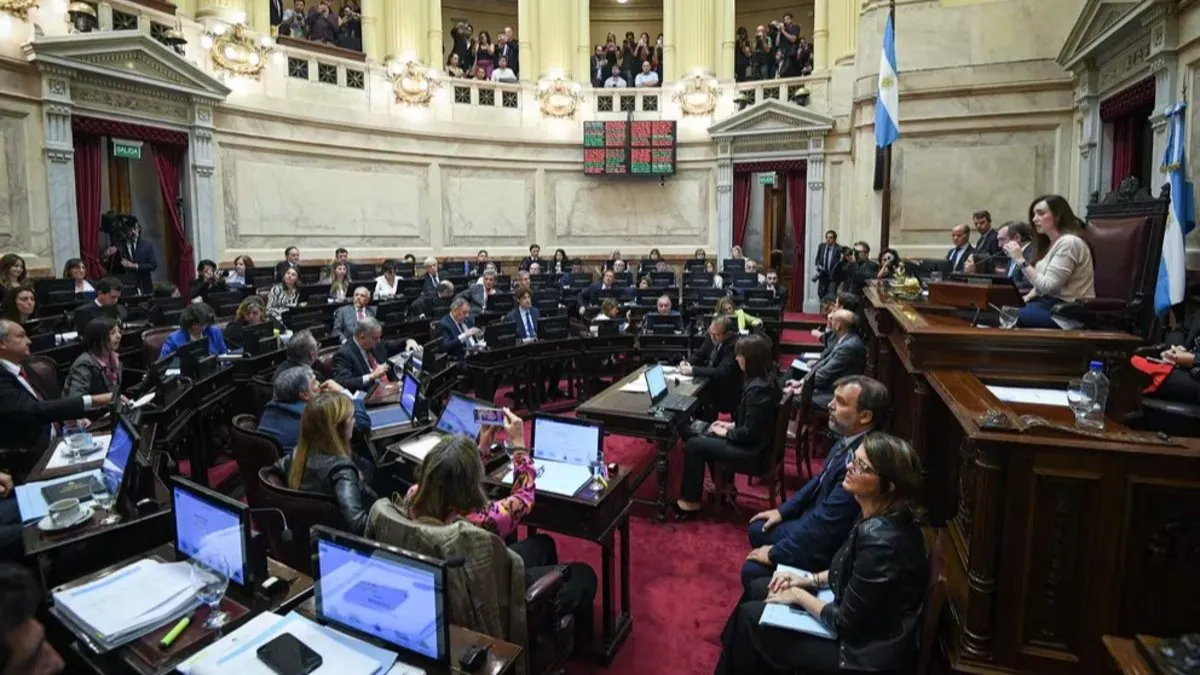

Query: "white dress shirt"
left=604, top=76, right=627, bottom=88
left=491, top=68, right=516, bottom=82
left=0, top=358, right=93, bottom=437
left=374, top=274, right=401, bottom=299
left=634, top=72, right=659, bottom=87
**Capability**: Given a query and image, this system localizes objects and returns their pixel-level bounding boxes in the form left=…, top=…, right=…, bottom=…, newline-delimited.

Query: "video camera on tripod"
left=100, top=211, right=139, bottom=245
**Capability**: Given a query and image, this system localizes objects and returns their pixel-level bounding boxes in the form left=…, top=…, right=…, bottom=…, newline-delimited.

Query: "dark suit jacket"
left=975, top=228, right=1000, bottom=258
left=507, top=306, right=541, bottom=340
left=815, top=243, right=839, bottom=277
left=770, top=433, right=865, bottom=570
left=270, top=0, right=283, bottom=24
left=104, top=238, right=157, bottom=294
left=811, top=333, right=867, bottom=402
left=946, top=244, right=975, bottom=273
left=0, top=366, right=87, bottom=454
left=333, top=304, right=375, bottom=342
left=73, top=301, right=128, bottom=334
left=578, top=283, right=626, bottom=308
left=725, top=376, right=781, bottom=456
left=690, top=335, right=742, bottom=413
left=465, top=284, right=492, bottom=316
left=421, top=274, right=444, bottom=296
left=497, top=41, right=519, bottom=75
left=331, top=339, right=395, bottom=392
left=436, top=314, right=476, bottom=360
left=765, top=284, right=788, bottom=307
left=519, top=256, right=544, bottom=272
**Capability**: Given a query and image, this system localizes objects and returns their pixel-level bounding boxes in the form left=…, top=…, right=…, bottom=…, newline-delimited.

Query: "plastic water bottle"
left=1080, top=361, right=1108, bottom=430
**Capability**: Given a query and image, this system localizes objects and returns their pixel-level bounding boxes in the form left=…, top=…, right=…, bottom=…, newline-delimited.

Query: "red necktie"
left=366, top=350, right=390, bottom=383
left=19, top=369, right=40, bottom=400
left=357, top=309, right=365, bottom=321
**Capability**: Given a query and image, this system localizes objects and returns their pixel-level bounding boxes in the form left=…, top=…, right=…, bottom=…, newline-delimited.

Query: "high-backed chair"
left=315, top=345, right=339, bottom=380
left=141, top=326, right=176, bottom=364
left=229, top=415, right=282, bottom=508
left=1053, top=177, right=1170, bottom=341
left=22, top=355, right=60, bottom=399
left=256, top=466, right=344, bottom=575
left=719, top=393, right=793, bottom=509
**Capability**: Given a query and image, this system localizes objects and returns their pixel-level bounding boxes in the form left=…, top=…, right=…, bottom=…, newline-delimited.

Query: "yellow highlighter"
left=159, top=616, right=191, bottom=650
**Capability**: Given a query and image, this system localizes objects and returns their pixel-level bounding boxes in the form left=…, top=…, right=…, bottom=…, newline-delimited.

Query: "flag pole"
left=879, top=0, right=896, bottom=251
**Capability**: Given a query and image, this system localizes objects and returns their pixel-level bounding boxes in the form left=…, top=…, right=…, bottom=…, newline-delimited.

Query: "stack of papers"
left=16, top=470, right=104, bottom=522
left=758, top=565, right=837, bottom=638
left=53, top=560, right=201, bottom=651
left=183, top=612, right=398, bottom=675
left=986, top=385, right=1068, bottom=407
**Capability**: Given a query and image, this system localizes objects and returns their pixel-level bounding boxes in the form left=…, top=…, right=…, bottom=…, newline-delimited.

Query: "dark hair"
left=197, top=259, right=216, bottom=273
left=515, top=287, right=531, bottom=302
left=0, top=283, right=33, bottom=322
left=335, top=247, right=348, bottom=256
left=284, top=246, right=298, bottom=257
left=0, top=563, right=42, bottom=672
left=1001, top=220, right=1032, bottom=244
left=62, top=258, right=86, bottom=278
left=0, top=254, right=26, bottom=287
left=403, top=254, right=416, bottom=263
left=833, top=375, right=890, bottom=429
left=1028, top=194, right=1088, bottom=264
left=734, top=333, right=773, bottom=382
left=649, top=248, right=661, bottom=259
left=972, top=209, right=991, bottom=222
left=179, top=303, right=215, bottom=331
left=96, top=276, right=123, bottom=295
left=380, top=261, right=395, bottom=275
left=711, top=314, right=736, bottom=337
left=824, top=230, right=837, bottom=238
left=835, top=292, right=861, bottom=313
left=152, top=281, right=177, bottom=298
left=860, top=432, right=925, bottom=521
left=529, top=243, right=540, bottom=252
left=81, top=316, right=120, bottom=354
left=233, top=254, right=255, bottom=268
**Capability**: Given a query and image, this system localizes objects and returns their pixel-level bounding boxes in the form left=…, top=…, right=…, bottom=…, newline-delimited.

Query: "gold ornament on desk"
left=535, top=76, right=580, bottom=119
left=388, top=59, right=438, bottom=106
left=673, top=72, right=721, bottom=116
left=208, top=24, right=271, bottom=78
left=0, top=0, right=39, bottom=20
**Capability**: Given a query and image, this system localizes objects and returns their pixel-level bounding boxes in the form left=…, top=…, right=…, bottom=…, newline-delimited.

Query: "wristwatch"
left=1016, top=260, right=1029, bottom=270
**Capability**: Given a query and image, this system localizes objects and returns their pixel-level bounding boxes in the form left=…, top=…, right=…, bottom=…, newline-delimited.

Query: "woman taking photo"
left=274, top=392, right=377, bottom=535
left=222, top=296, right=268, bottom=351
left=675, top=334, right=780, bottom=516
left=267, top=267, right=301, bottom=315
left=63, top=258, right=95, bottom=294
left=715, top=433, right=928, bottom=675
left=159, top=302, right=227, bottom=359
left=1009, top=194, right=1096, bottom=328
left=63, top=317, right=124, bottom=398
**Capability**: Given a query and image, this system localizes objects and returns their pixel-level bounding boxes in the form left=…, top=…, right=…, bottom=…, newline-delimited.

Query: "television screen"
left=584, top=120, right=676, bottom=176
left=629, top=120, right=676, bottom=175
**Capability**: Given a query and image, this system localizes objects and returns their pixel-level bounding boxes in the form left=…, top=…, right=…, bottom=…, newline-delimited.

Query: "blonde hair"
left=289, top=392, right=353, bottom=489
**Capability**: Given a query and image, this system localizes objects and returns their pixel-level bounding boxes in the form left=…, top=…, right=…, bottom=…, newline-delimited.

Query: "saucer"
left=63, top=440, right=104, bottom=458
left=37, top=504, right=95, bottom=533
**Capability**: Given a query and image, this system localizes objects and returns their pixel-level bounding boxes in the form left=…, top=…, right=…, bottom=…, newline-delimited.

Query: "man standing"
left=102, top=221, right=157, bottom=294
left=814, top=230, right=839, bottom=299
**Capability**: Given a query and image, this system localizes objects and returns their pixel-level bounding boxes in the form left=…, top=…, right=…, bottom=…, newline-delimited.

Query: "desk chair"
left=229, top=415, right=282, bottom=509
left=257, top=466, right=344, bottom=575
left=316, top=345, right=339, bottom=380
left=249, top=375, right=274, bottom=413
left=794, top=381, right=831, bottom=481
left=22, top=355, right=60, bottom=400
left=917, top=529, right=948, bottom=675
left=141, top=326, right=175, bottom=366
left=715, top=393, right=793, bottom=510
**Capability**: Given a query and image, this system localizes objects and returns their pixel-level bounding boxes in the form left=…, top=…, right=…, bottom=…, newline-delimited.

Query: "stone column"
left=812, top=0, right=828, bottom=71
left=385, top=0, right=428, bottom=63
left=518, top=0, right=535, bottom=78
left=357, top=0, right=383, bottom=61
left=1075, top=67, right=1103, bottom=206
left=188, top=101, right=218, bottom=263
left=716, top=141, right=734, bottom=264
left=426, top=0, right=442, bottom=71
left=527, top=0, right=578, bottom=79
left=803, top=138, right=825, bottom=314
left=41, top=73, right=79, bottom=271
left=575, top=0, right=590, bottom=82
left=716, top=0, right=735, bottom=80
left=1147, top=6, right=1179, bottom=177
left=828, top=0, right=857, bottom=66
left=249, top=0, right=270, bottom=34
left=665, top=0, right=717, bottom=80
left=196, top=0, right=247, bottom=23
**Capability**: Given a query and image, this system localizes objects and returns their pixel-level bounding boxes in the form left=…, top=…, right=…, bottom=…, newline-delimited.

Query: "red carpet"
left=779, top=328, right=821, bottom=347
left=783, top=311, right=824, bottom=323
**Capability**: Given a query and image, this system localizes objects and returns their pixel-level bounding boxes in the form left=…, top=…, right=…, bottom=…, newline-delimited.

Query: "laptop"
left=390, top=391, right=490, bottom=462
left=645, top=363, right=696, bottom=413
left=24, top=416, right=139, bottom=519
left=367, top=370, right=421, bottom=434
left=311, top=525, right=451, bottom=668
left=502, top=414, right=602, bottom=497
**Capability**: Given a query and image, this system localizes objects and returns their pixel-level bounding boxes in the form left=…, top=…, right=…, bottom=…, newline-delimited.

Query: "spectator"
left=497, top=26, right=519, bottom=78
left=336, top=1, right=361, bottom=51
left=473, top=30, right=495, bottom=78
left=279, top=0, right=307, bottom=38
left=446, top=52, right=465, bottom=78
left=604, top=65, right=627, bottom=88
left=634, top=60, right=659, bottom=87
left=491, top=56, right=516, bottom=83
left=306, top=1, right=339, bottom=44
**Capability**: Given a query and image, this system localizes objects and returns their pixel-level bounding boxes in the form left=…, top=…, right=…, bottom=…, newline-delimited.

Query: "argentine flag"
left=1154, top=102, right=1196, bottom=317
left=875, top=14, right=899, bottom=148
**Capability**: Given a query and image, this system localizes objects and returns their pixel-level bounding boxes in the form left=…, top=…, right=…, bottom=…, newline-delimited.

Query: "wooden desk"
left=53, top=543, right=313, bottom=675
left=576, top=365, right=706, bottom=521
left=296, top=597, right=521, bottom=675
left=1103, top=636, right=1157, bottom=674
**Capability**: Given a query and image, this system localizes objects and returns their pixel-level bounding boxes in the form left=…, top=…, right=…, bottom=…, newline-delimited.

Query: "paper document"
left=53, top=560, right=200, bottom=648
left=986, top=385, right=1069, bottom=407
left=189, top=612, right=393, bottom=675
left=801, top=352, right=822, bottom=360
left=395, top=434, right=443, bottom=461
left=131, top=392, right=156, bottom=409
left=620, top=379, right=649, bottom=394
left=16, top=469, right=103, bottom=522
left=503, top=460, right=592, bottom=497
left=44, top=434, right=112, bottom=471
left=790, top=359, right=811, bottom=373
left=178, top=613, right=285, bottom=674
left=759, top=589, right=837, bottom=638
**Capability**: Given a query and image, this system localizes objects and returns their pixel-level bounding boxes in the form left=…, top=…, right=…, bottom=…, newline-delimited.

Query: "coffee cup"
left=48, top=498, right=82, bottom=526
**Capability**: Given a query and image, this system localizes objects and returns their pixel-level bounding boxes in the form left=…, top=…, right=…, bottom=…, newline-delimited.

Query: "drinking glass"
left=1065, top=378, right=1092, bottom=426
left=190, top=556, right=232, bottom=629
left=929, top=271, right=943, bottom=283
left=61, top=421, right=92, bottom=459
left=89, top=479, right=119, bottom=525
left=998, top=306, right=1020, bottom=330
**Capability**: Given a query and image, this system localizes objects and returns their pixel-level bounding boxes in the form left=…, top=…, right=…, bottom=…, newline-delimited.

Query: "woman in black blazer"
left=63, top=316, right=123, bottom=398
left=715, top=432, right=929, bottom=675
left=222, top=296, right=268, bottom=351
left=675, top=333, right=780, bottom=516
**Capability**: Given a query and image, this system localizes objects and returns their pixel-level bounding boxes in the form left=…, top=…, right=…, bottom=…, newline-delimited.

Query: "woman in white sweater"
left=1005, top=194, right=1095, bottom=328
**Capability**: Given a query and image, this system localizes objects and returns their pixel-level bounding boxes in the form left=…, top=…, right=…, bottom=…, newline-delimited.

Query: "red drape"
left=73, top=135, right=104, bottom=279
left=732, top=172, right=752, bottom=248
left=73, top=116, right=189, bottom=146
left=786, top=170, right=807, bottom=310
left=1111, top=116, right=1137, bottom=190
left=152, top=144, right=193, bottom=295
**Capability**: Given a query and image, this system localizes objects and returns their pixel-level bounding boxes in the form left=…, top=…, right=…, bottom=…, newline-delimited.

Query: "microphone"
left=249, top=507, right=294, bottom=542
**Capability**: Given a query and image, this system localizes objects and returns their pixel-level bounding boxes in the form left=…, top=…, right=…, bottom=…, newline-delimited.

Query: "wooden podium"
left=926, top=279, right=1024, bottom=309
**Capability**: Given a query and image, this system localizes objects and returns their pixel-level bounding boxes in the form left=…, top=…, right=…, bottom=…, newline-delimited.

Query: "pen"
left=159, top=616, right=191, bottom=649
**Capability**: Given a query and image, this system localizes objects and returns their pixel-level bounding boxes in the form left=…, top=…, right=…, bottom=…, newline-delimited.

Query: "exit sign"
left=758, top=172, right=777, bottom=186
left=111, top=139, right=142, bottom=160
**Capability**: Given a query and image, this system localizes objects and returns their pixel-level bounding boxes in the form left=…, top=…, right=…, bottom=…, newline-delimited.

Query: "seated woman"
left=715, top=296, right=761, bottom=333
left=225, top=255, right=251, bottom=289
left=1009, top=194, right=1095, bottom=329
left=159, top=303, right=227, bottom=360
left=274, top=391, right=377, bottom=535
left=705, top=260, right=725, bottom=289
left=397, top=410, right=597, bottom=647
left=676, top=334, right=780, bottom=516
left=222, top=296, right=268, bottom=351
left=715, top=433, right=928, bottom=675
left=267, top=267, right=301, bottom=316
left=190, top=259, right=221, bottom=304
left=62, top=258, right=95, bottom=294
left=327, top=261, right=351, bottom=302
left=1145, top=321, right=1200, bottom=404
left=0, top=284, right=37, bottom=328
left=591, top=298, right=628, bottom=332
left=63, top=317, right=123, bottom=398
left=373, top=261, right=401, bottom=300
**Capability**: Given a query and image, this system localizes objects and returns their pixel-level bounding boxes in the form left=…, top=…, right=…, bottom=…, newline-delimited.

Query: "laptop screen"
left=315, top=535, right=448, bottom=662
left=435, top=393, right=482, bottom=438
left=100, top=422, right=134, bottom=496
left=644, top=364, right=668, bottom=402
left=531, top=416, right=602, bottom=466
left=173, top=484, right=248, bottom=584
left=400, top=371, right=419, bottom=417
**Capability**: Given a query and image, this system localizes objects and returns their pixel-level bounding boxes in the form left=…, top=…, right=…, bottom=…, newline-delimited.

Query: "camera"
left=100, top=211, right=138, bottom=245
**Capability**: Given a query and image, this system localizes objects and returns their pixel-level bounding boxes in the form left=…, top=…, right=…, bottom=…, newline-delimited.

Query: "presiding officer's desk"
left=862, top=285, right=1200, bottom=675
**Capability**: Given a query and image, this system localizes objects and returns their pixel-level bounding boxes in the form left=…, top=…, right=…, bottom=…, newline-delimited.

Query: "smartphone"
left=473, top=407, right=506, bottom=427
left=256, top=633, right=323, bottom=675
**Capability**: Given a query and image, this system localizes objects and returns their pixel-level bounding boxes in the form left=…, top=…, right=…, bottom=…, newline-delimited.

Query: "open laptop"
left=390, top=391, right=490, bottom=462
left=502, top=414, right=602, bottom=497
left=645, top=363, right=696, bottom=413
left=311, top=525, right=450, bottom=669
left=21, top=416, right=139, bottom=520
left=367, top=370, right=421, bottom=434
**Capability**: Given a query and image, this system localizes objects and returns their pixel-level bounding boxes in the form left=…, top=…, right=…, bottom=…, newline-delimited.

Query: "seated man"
left=73, top=276, right=127, bottom=333
left=680, top=314, right=741, bottom=417
left=577, top=269, right=625, bottom=315
left=763, top=268, right=787, bottom=307
left=332, top=286, right=374, bottom=342
left=259, top=366, right=369, bottom=454
left=465, top=270, right=497, bottom=316
left=437, top=297, right=484, bottom=361
left=331, top=317, right=400, bottom=392
left=407, top=280, right=456, bottom=319
left=0, top=563, right=65, bottom=673
left=273, top=329, right=320, bottom=381
left=741, top=375, right=889, bottom=587
left=789, top=310, right=866, bottom=408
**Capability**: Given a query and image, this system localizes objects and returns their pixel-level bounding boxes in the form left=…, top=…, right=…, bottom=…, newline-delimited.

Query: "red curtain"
left=1110, top=116, right=1137, bottom=190
left=152, top=144, right=193, bottom=295
left=786, top=170, right=807, bottom=310
left=73, top=116, right=189, bottom=146
left=732, top=172, right=752, bottom=248
left=73, top=135, right=104, bottom=278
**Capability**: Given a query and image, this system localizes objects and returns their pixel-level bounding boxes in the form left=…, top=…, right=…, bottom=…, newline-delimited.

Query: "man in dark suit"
left=464, top=271, right=497, bottom=317
left=763, top=269, right=788, bottom=307
left=576, top=269, right=625, bottom=314
left=331, top=317, right=398, bottom=392
left=333, top=286, right=375, bottom=342
left=274, top=246, right=300, bottom=282
left=102, top=222, right=157, bottom=294
left=273, top=329, right=321, bottom=382
left=741, top=375, right=889, bottom=587
left=972, top=209, right=999, bottom=259
left=420, top=256, right=443, bottom=296
left=73, top=277, right=128, bottom=333
left=590, top=45, right=608, bottom=88
left=790, top=310, right=867, bottom=408
left=497, top=27, right=519, bottom=77
left=680, top=314, right=741, bottom=416
left=0, top=320, right=113, bottom=468
left=965, top=221, right=1033, bottom=292
left=519, top=244, right=544, bottom=272
left=259, top=365, right=369, bottom=454
left=814, top=230, right=839, bottom=299
left=270, top=0, right=284, bottom=25
left=408, top=280, right=456, bottom=318
left=947, top=223, right=974, bottom=273
left=507, top=287, right=540, bottom=341
left=437, top=297, right=483, bottom=361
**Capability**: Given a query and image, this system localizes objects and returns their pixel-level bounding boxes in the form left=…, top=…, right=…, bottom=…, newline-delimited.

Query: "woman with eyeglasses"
left=714, top=433, right=928, bottom=675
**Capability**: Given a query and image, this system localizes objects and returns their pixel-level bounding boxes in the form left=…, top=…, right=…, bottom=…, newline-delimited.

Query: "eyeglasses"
left=846, top=457, right=875, bottom=475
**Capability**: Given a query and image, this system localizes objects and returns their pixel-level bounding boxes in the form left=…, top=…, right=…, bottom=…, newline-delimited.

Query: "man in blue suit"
left=507, top=286, right=541, bottom=340
left=741, top=374, right=890, bottom=588
left=437, top=297, right=482, bottom=361
left=102, top=220, right=158, bottom=294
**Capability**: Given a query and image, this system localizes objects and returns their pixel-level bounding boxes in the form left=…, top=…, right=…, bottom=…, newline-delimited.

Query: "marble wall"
left=0, top=81, right=52, bottom=271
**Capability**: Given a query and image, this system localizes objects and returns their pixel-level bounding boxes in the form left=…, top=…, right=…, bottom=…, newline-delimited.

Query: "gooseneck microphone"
left=249, top=507, right=294, bottom=542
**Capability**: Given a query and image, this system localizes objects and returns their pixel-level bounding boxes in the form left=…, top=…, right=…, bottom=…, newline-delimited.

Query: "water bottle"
left=1080, top=361, right=1108, bottom=430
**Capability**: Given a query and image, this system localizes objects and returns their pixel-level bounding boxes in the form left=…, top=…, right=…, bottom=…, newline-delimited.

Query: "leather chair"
left=1053, top=176, right=1169, bottom=341
left=22, top=355, right=60, bottom=399
left=141, top=326, right=176, bottom=365
left=256, top=466, right=344, bottom=575
left=229, top=414, right=282, bottom=508
left=315, top=345, right=338, bottom=380
left=249, top=375, right=274, bottom=413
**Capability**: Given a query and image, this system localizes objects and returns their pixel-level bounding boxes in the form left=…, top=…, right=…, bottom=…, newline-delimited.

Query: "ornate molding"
left=808, top=182, right=824, bottom=191
left=47, top=78, right=68, bottom=97
left=71, top=84, right=189, bottom=120
left=0, top=0, right=39, bottom=20
left=716, top=184, right=732, bottom=194
left=1098, top=38, right=1150, bottom=92
left=44, top=148, right=73, bottom=163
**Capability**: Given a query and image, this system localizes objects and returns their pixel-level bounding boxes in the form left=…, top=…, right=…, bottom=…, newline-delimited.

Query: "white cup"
left=48, top=497, right=82, bottom=526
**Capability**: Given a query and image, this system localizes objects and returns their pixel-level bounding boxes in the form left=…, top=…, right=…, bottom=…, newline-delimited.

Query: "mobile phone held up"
left=256, top=633, right=323, bottom=675
left=473, top=407, right=506, bottom=427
